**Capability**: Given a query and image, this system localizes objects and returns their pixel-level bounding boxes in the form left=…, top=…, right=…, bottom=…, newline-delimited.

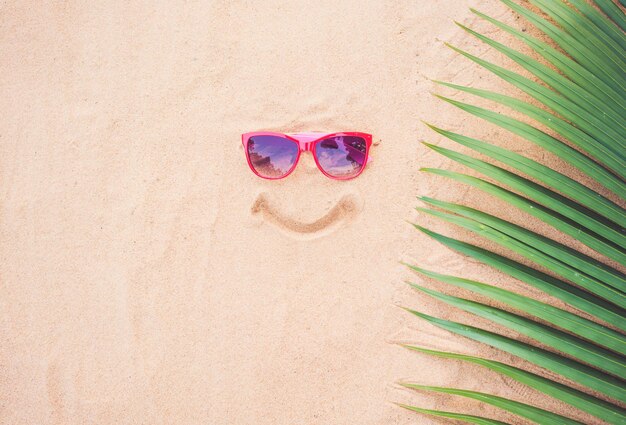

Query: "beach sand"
left=0, top=1, right=605, bottom=424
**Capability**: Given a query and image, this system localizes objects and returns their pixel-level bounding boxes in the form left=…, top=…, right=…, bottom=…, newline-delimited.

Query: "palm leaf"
left=423, top=142, right=625, bottom=250
left=412, top=224, right=626, bottom=330
left=396, top=403, right=511, bottom=425
left=400, top=383, right=585, bottom=424
left=416, top=205, right=626, bottom=307
left=402, top=346, right=626, bottom=424
left=430, top=94, right=625, bottom=194
left=424, top=122, right=626, bottom=230
left=544, top=1, right=625, bottom=52
left=498, top=0, right=625, bottom=92
left=455, top=21, right=626, bottom=151
left=469, top=8, right=625, bottom=112
left=595, top=0, right=626, bottom=31
left=421, top=168, right=626, bottom=265
left=442, top=44, right=626, bottom=174
left=408, top=282, right=626, bottom=378
left=401, top=1, right=626, bottom=423
left=416, top=201, right=626, bottom=297
left=529, top=0, right=625, bottom=72
left=404, top=265, right=626, bottom=354
left=430, top=80, right=626, bottom=187
left=403, top=309, right=626, bottom=404
left=418, top=196, right=626, bottom=291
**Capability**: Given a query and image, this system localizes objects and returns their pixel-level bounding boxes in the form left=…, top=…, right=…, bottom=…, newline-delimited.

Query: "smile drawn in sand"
left=251, top=192, right=362, bottom=240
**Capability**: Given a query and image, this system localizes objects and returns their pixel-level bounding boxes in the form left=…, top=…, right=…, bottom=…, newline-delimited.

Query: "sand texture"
left=0, top=1, right=610, bottom=424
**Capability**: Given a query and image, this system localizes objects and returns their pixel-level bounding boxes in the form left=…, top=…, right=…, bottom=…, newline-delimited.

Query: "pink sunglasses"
left=242, top=131, right=373, bottom=180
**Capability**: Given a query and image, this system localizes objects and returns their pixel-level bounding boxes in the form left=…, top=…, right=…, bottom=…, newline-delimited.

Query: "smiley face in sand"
left=244, top=131, right=373, bottom=239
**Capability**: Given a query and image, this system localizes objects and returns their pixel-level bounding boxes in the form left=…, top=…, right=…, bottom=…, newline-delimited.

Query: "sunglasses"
left=242, top=131, right=373, bottom=180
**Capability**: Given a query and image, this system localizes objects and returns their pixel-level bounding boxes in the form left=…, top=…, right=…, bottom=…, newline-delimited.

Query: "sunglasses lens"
left=247, top=135, right=299, bottom=178
left=315, top=136, right=367, bottom=178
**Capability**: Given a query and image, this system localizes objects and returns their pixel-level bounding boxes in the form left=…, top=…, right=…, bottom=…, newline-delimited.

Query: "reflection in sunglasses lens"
left=247, top=135, right=299, bottom=178
left=315, top=136, right=366, bottom=178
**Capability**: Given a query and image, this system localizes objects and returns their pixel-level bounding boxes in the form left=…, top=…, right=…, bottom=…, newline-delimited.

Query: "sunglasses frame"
left=242, top=131, right=373, bottom=180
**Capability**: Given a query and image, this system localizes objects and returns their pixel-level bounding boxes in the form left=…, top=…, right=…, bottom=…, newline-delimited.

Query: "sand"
left=0, top=1, right=605, bottom=424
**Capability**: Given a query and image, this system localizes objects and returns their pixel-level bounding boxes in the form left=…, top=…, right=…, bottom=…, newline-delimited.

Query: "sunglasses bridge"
left=288, top=132, right=323, bottom=152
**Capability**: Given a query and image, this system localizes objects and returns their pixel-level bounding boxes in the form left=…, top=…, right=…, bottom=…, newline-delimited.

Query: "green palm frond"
left=408, top=283, right=626, bottom=378
left=404, top=265, right=626, bottom=353
left=420, top=168, right=626, bottom=264
left=403, top=308, right=626, bottom=404
left=396, top=403, right=512, bottom=425
left=402, top=345, right=626, bottom=423
left=412, top=224, right=626, bottom=329
left=468, top=8, right=625, bottom=110
left=454, top=22, right=626, bottom=153
left=422, top=141, right=625, bottom=247
left=422, top=123, right=626, bottom=230
left=400, top=383, right=585, bottom=424
left=401, top=1, right=626, bottom=424
left=414, top=205, right=626, bottom=302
